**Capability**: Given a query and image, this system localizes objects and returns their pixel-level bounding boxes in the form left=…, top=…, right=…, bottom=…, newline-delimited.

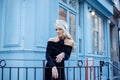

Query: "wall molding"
left=3, top=0, right=22, bottom=48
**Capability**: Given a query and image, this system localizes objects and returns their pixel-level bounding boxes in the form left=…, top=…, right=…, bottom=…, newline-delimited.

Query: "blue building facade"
left=0, top=0, right=114, bottom=80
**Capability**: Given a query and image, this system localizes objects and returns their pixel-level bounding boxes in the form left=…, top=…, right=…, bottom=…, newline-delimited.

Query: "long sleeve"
left=63, top=46, right=72, bottom=60
left=46, top=42, right=55, bottom=67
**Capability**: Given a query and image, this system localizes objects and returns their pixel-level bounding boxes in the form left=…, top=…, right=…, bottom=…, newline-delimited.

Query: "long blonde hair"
left=54, top=20, right=75, bottom=47
left=54, top=20, right=72, bottom=39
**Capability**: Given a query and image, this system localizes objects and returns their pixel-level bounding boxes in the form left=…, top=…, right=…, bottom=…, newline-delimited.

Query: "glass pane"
left=98, top=18, right=104, bottom=55
left=92, top=15, right=105, bottom=55
left=69, top=13, right=76, bottom=40
left=59, top=7, right=67, bottom=21
left=92, top=16, right=95, bottom=54
left=69, top=0, right=76, bottom=9
left=92, top=15, right=99, bottom=54
left=94, top=15, right=99, bottom=31
left=61, top=0, right=67, bottom=3
left=93, top=31, right=99, bottom=54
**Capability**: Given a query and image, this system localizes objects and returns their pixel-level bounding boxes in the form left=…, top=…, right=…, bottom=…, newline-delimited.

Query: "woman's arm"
left=55, top=46, right=72, bottom=63
left=63, top=39, right=74, bottom=60
left=46, top=42, right=55, bottom=67
left=63, top=46, right=72, bottom=60
left=46, top=41, right=59, bottom=79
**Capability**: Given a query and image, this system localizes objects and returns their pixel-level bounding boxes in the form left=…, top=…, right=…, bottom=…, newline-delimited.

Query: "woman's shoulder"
left=64, top=38, right=74, bottom=47
left=48, top=37, right=58, bottom=42
left=48, top=37, right=74, bottom=47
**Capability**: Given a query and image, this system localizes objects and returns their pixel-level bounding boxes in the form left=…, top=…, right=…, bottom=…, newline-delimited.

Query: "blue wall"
left=0, top=0, right=114, bottom=80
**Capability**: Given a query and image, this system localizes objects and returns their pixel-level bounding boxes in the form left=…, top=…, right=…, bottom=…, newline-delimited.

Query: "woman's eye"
left=59, top=28, right=62, bottom=30
left=55, top=28, right=62, bottom=31
left=55, top=29, right=58, bottom=31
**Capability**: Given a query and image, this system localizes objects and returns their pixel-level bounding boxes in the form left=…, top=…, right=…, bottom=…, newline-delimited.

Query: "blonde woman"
left=45, top=20, right=75, bottom=80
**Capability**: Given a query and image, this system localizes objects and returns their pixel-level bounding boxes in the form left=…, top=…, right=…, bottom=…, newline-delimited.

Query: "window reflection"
left=61, top=0, right=67, bottom=3
left=69, top=13, right=76, bottom=40
left=69, top=0, right=76, bottom=9
left=59, top=7, right=67, bottom=21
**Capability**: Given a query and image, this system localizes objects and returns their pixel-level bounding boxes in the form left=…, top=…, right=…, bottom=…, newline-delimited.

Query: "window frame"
left=59, top=0, right=77, bottom=41
left=92, top=14, right=105, bottom=55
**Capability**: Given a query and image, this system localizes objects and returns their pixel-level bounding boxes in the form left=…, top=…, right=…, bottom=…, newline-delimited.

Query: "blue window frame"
left=92, top=14, right=105, bottom=55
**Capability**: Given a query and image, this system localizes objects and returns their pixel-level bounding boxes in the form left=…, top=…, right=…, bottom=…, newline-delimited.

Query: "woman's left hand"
left=56, top=52, right=65, bottom=63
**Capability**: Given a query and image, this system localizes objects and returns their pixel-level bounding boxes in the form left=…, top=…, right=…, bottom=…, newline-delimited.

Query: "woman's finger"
left=53, top=72, right=58, bottom=79
left=56, top=56, right=62, bottom=63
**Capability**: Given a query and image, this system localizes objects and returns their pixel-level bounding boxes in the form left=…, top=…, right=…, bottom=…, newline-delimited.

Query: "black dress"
left=45, top=39, right=73, bottom=80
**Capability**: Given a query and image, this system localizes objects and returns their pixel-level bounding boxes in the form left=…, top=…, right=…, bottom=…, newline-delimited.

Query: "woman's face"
left=55, top=24, right=64, bottom=38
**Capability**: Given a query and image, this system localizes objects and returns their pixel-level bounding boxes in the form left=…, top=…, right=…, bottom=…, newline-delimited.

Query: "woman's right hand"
left=52, top=66, right=58, bottom=79
left=56, top=52, right=65, bottom=63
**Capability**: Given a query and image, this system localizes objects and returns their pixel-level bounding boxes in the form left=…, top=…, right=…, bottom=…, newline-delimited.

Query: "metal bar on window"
left=2, top=68, right=3, bottom=80
left=34, top=68, right=36, bottom=80
left=98, top=67, right=100, bottom=80
left=26, top=68, right=28, bottom=80
left=66, top=67, right=68, bottom=80
left=18, top=68, right=19, bottom=80
left=73, top=67, right=75, bottom=80
left=79, top=67, right=81, bottom=80
left=90, top=67, right=92, bottom=80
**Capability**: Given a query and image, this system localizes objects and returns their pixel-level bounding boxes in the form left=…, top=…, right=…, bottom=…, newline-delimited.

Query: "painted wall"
left=0, top=0, right=114, bottom=80
left=0, top=0, right=52, bottom=59
left=0, top=0, right=3, bottom=49
left=0, top=0, right=113, bottom=63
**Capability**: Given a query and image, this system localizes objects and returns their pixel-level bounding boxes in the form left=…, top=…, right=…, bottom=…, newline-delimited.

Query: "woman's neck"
left=58, top=36, right=65, bottom=40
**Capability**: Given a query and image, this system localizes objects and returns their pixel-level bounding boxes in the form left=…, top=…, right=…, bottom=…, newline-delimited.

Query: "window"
left=59, top=0, right=76, bottom=40
left=92, top=15, right=105, bottom=55
left=61, top=0, right=76, bottom=9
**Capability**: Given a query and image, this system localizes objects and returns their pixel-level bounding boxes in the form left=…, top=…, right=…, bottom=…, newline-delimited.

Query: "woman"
left=45, top=20, right=75, bottom=80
